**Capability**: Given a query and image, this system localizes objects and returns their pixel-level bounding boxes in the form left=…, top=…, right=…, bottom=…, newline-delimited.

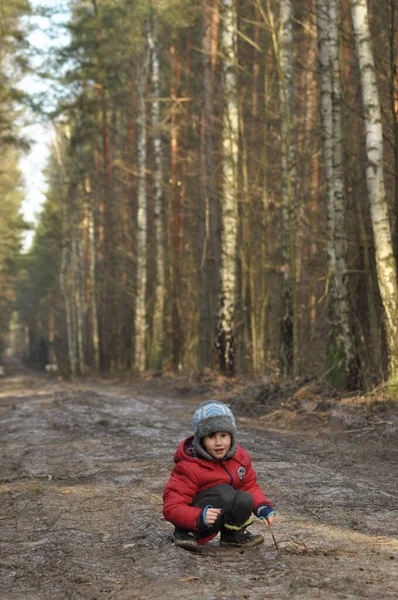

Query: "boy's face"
left=202, top=431, right=232, bottom=459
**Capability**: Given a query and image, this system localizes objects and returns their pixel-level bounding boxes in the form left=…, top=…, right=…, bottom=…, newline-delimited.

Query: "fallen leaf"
left=179, top=576, right=199, bottom=582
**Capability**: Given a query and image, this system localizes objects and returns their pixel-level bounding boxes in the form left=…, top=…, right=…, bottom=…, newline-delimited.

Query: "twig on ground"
left=263, top=521, right=280, bottom=555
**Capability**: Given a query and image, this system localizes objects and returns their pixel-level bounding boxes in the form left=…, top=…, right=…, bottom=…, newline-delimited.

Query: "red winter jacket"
left=163, top=436, right=273, bottom=541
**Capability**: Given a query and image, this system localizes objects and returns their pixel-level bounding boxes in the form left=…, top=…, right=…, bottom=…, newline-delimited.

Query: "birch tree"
left=279, top=0, right=297, bottom=376
left=316, top=0, right=357, bottom=387
left=134, top=57, right=149, bottom=373
left=148, top=15, right=165, bottom=371
left=350, top=0, right=398, bottom=385
left=85, top=176, right=100, bottom=371
left=216, top=0, right=239, bottom=374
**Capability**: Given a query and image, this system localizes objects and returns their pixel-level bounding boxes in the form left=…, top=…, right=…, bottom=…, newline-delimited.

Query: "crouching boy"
left=163, top=400, right=276, bottom=550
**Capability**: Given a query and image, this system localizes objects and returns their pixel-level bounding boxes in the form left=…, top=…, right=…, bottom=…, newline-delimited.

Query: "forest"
left=2, top=0, right=398, bottom=392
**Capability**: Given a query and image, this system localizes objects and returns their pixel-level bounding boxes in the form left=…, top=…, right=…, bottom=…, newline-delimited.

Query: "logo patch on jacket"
left=237, top=466, right=246, bottom=481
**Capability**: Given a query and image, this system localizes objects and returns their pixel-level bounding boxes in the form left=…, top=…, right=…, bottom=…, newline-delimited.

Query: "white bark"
left=216, top=0, right=239, bottom=374
left=148, top=20, right=165, bottom=370
left=350, top=0, right=398, bottom=381
left=134, top=60, right=148, bottom=373
left=317, top=0, right=355, bottom=384
left=86, top=183, right=100, bottom=371
left=279, top=0, right=296, bottom=375
left=317, top=0, right=334, bottom=262
left=279, top=0, right=295, bottom=221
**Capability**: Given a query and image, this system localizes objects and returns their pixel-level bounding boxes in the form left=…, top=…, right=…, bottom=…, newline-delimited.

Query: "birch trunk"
left=278, top=0, right=297, bottom=376
left=86, top=177, right=100, bottom=371
left=317, top=0, right=357, bottom=387
left=350, top=0, right=398, bottom=383
left=148, top=18, right=165, bottom=371
left=134, top=60, right=148, bottom=373
left=216, top=0, right=239, bottom=375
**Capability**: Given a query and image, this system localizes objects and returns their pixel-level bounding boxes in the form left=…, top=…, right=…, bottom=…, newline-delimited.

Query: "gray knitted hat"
left=192, top=400, right=237, bottom=460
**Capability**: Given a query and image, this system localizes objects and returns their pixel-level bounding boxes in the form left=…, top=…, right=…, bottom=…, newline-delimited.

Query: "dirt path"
left=1, top=369, right=398, bottom=599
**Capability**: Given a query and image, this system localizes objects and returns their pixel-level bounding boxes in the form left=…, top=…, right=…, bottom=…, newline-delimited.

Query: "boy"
left=163, top=400, right=276, bottom=550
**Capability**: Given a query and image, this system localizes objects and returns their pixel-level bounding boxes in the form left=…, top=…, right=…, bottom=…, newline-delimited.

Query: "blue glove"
left=257, top=504, right=277, bottom=521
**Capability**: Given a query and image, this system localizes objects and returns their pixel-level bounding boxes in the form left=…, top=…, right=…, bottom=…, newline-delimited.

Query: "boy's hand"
left=197, top=505, right=221, bottom=530
left=204, top=507, right=221, bottom=525
left=256, top=504, right=277, bottom=525
left=265, top=513, right=275, bottom=526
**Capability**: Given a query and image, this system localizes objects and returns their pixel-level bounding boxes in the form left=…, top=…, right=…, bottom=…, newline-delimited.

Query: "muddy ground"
left=1, top=361, right=398, bottom=600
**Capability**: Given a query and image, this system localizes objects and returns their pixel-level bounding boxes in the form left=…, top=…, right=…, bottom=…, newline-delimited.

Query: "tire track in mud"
left=1, top=376, right=398, bottom=599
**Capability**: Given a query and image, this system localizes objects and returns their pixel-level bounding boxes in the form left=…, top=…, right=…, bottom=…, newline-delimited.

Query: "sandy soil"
left=1, top=362, right=398, bottom=600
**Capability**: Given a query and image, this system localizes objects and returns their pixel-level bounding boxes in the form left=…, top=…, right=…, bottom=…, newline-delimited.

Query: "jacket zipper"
left=221, top=462, right=233, bottom=485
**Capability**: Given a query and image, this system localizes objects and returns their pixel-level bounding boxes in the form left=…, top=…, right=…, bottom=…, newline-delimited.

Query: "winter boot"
left=220, top=525, right=264, bottom=548
left=172, top=527, right=200, bottom=551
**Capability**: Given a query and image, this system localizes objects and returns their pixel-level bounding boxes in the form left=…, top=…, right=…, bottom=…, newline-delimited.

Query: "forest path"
left=1, top=369, right=398, bottom=599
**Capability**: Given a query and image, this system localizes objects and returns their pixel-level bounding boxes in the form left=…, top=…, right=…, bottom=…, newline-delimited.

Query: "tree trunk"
left=216, top=0, right=239, bottom=375
left=71, top=214, right=85, bottom=375
left=134, top=59, right=148, bottom=373
left=60, top=210, right=76, bottom=377
left=199, top=0, right=220, bottom=369
left=273, top=0, right=297, bottom=376
left=350, top=0, right=398, bottom=384
left=239, top=98, right=254, bottom=372
left=170, top=40, right=183, bottom=371
left=85, top=176, right=100, bottom=371
left=316, top=0, right=357, bottom=388
left=351, top=161, right=382, bottom=375
left=148, top=16, right=165, bottom=371
left=258, top=48, right=272, bottom=371
left=54, top=133, right=77, bottom=377
left=100, top=83, right=114, bottom=372
left=389, top=0, right=398, bottom=260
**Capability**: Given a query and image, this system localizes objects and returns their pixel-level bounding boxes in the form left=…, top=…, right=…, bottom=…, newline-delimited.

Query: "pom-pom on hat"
left=192, top=400, right=237, bottom=460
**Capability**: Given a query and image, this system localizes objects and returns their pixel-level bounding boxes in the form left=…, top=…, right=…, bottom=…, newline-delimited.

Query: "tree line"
left=7, top=0, right=398, bottom=391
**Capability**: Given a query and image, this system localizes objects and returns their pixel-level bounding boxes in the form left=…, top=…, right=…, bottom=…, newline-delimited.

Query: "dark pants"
left=192, top=484, right=253, bottom=535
